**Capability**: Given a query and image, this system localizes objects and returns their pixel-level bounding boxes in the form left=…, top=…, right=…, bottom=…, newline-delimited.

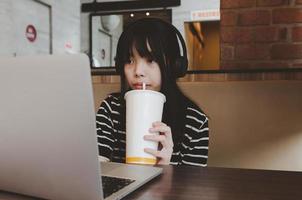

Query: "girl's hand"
left=144, top=121, right=174, bottom=165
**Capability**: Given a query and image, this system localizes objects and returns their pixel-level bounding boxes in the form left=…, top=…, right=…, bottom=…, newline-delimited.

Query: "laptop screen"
left=0, top=54, right=102, bottom=200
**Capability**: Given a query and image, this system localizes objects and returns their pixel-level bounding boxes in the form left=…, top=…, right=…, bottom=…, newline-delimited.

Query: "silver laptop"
left=0, top=54, right=162, bottom=200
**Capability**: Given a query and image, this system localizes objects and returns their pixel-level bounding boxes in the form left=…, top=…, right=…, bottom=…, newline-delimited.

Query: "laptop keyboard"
left=102, top=176, right=135, bottom=198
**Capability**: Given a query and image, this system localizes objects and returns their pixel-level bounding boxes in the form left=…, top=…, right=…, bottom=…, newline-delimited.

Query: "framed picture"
left=92, top=28, right=112, bottom=67
left=90, top=13, right=122, bottom=73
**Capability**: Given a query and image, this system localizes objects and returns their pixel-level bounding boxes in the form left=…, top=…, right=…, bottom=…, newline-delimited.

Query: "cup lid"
left=124, top=89, right=166, bottom=103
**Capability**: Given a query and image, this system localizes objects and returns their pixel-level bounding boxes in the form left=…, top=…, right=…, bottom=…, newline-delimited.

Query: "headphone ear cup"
left=114, top=56, right=121, bottom=74
left=174, top=56, right=188, bottom=78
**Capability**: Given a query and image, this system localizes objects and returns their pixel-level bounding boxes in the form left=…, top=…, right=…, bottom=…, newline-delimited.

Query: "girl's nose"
left=134, top=62, right=145, bottom=77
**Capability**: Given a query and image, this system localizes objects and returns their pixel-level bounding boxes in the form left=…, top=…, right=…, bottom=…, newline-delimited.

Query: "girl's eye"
left=147, top=58, right=156, bottom=64
left=126, top=58, right=134, bottom=64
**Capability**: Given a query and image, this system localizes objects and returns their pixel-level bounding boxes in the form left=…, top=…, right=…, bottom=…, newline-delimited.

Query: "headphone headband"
left=161, top=19, right=188, bottom=61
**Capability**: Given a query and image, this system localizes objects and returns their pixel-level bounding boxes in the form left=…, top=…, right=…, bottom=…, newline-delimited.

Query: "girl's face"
left=124, top=47, right=161, bottom=91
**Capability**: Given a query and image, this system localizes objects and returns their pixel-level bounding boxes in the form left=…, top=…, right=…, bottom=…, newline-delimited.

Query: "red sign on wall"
left=25, top=25, right=37, bottom=42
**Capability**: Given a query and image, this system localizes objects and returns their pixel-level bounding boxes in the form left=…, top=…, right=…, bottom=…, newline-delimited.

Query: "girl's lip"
left=133, top=83, right=149, bottom=89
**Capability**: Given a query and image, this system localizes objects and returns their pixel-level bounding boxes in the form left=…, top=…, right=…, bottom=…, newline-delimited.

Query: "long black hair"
left=115, top=18, right=193, bottom=145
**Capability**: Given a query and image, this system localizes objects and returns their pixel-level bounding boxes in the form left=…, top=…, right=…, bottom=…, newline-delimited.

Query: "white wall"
left=49, top=0, right=81, bottom=54
left=0, top=0, right=14, bottom=56
left=0, top=0, right=81, bottom=57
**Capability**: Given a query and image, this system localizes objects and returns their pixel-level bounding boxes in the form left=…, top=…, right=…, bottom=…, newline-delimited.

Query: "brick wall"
left=221, top=0, right=302, bottom=69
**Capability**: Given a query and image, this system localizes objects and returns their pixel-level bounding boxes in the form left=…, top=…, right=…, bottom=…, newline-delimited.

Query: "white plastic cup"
left=124, top=90, right=166, bottom=165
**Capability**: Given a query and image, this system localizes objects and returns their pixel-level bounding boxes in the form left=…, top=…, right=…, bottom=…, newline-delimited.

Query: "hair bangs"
left=122, top=28, right=164, bottom=64
left=132, top=35, right=159, bottom=62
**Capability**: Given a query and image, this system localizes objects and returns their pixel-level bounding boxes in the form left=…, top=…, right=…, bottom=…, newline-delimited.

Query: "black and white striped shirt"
left=96, top=93, right=209, bottom=167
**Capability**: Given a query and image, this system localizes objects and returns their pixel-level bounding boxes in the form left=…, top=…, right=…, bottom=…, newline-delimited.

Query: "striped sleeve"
left=96, top=96, right=116, bottom=161
left=171, top=106, right=209, bottom=167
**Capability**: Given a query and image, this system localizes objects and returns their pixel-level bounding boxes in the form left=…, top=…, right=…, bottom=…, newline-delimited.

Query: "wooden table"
left=124, top=165, right=302, bottom=200
left=1, top=165, right=302, bottom=200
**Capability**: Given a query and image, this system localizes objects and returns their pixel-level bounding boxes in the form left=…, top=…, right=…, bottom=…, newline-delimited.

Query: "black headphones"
left=115, top=18, right=188, bottom=78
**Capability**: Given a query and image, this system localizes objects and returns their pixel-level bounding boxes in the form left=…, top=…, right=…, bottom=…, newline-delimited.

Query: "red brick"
left=278, top=27, right=288, bottom=41
left=236, top=44, right=271, bottom=60
left=220, top=61, right=252, bottom=69
left=221, top=45, right=235, bottom=60
left=236, top=28, right=254, bottom=43
left=262, top=72, right=294, bottom=80
left=273, top=8, right=302, bottom=24
left=221, top=27, right=237, bottom=43
left=250, top=62, right=290, bottom=68
left=193, top=74, right=226, bottom=82
left=238, top=10, right=271, bottom=26
left=257, top=0, right=289, bottom=7
left=221, top=0, right=255, bottom=9
left=221, top=11, right=238, bottom=26
left=271, top=44, right=302, bottom=59
left=221, top=27, right=254, bottom=43
left=293, top=62, right=302, bottom=67
left=254, top=27, right=279, bottom=42
left=226, top=73, right=263, bottom=80
left=222, top=26, right=279, bottom=43
left=292, top=26, right=302, bottom=42
left=292, top=72, right=302, bottom=80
